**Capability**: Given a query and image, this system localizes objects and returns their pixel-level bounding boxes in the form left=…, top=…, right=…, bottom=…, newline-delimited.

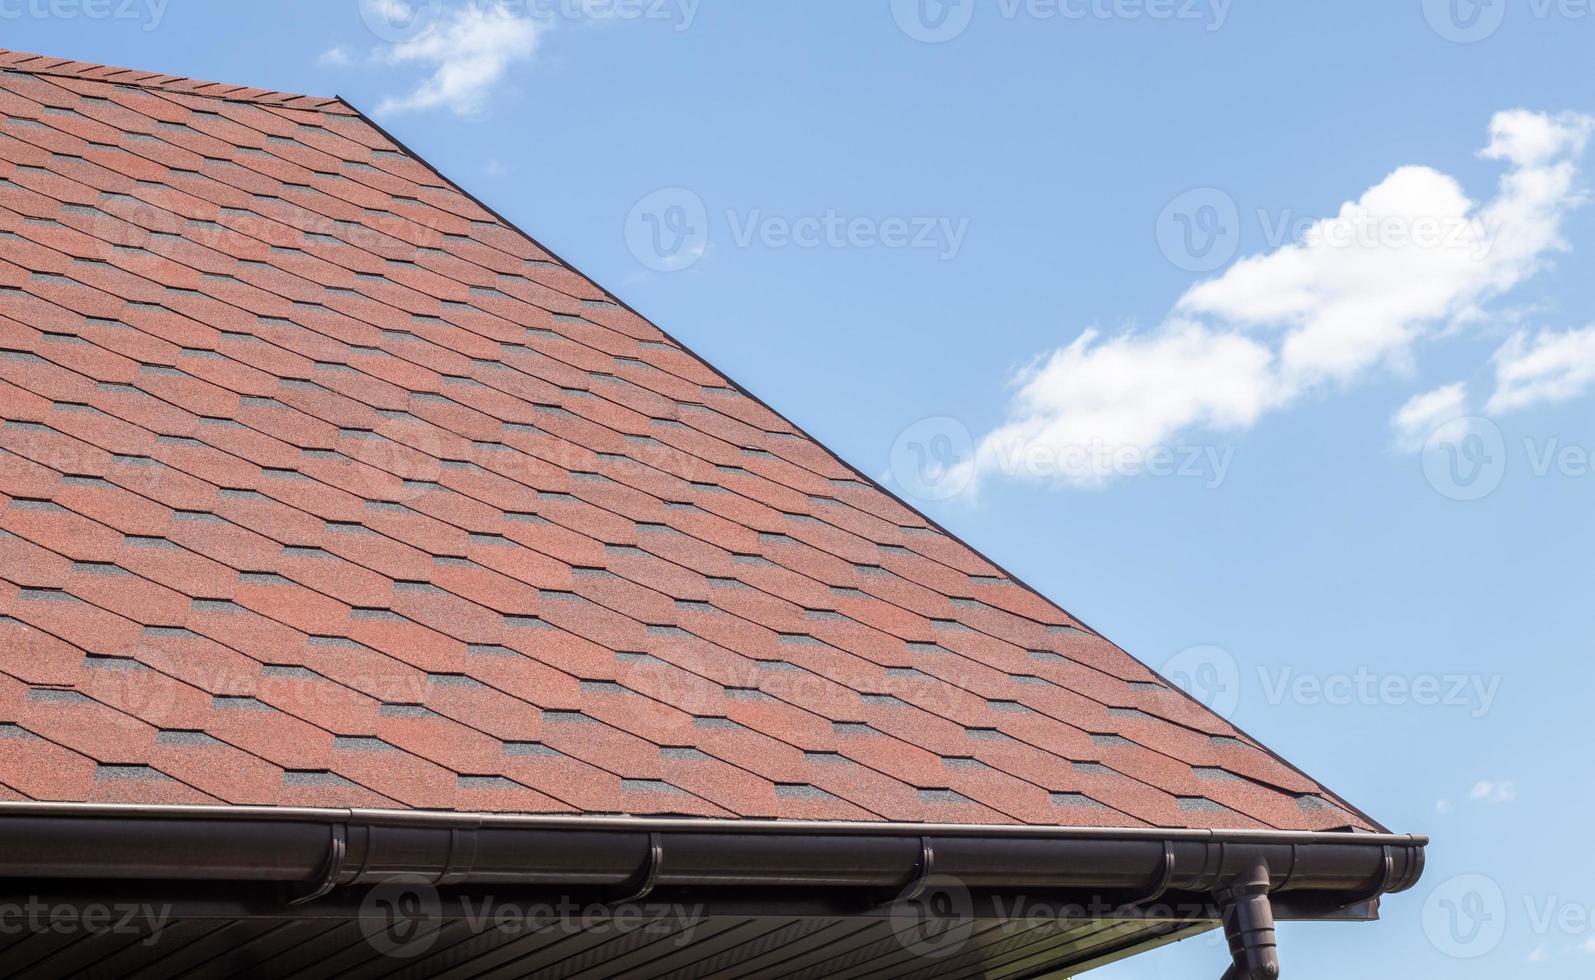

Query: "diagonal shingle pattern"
left=0, top=50, right=1376, bottom=831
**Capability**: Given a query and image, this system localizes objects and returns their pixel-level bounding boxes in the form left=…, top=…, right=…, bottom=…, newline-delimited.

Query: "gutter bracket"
left=1215, top=857, right=1279, bottom=980
left=609, top=832, right=664, bottom=905
left=289, top=823, right=348, bottom=906
left=435, top=825, right=479, bottom=887
left=1336, top=844, right=1394, bottom=911
left=896, top=837, right=936, bottom=903
left=1114, top=839, right=1175, bottom=915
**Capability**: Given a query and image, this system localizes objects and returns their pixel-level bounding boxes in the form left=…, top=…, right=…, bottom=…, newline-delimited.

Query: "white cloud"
left=964, top=110, right=1592, bottom=491
left=967, top=322, right=1273, bottom=488
left=319, top=45, right=353, bottom=67
left=1391, top=383, right=1470, bottom=453
left=1486, top=325, right=1595, bottom=413
left=1470, top=779, right=1518, bottom=804
left=1434, top=798, right=1454, bottom=815
left=372, top=2, right=543, bottom=117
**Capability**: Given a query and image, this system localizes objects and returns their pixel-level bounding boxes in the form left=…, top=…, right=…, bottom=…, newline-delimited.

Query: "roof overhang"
left=0, top=802, right=1425, bottom=978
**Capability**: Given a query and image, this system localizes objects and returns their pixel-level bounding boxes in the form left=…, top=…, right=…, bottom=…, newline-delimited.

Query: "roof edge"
left=0, top=800, right=1426, bottom=846
left=0, top=801, right=1425, bottom=910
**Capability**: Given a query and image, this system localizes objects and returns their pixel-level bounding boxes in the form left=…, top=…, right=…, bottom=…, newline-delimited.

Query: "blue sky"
left=8, top=1, right=1595, bottom=974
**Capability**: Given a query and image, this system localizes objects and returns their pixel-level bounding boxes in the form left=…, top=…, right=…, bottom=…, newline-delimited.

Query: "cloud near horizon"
left=959, top=110, right=1595, bottom=491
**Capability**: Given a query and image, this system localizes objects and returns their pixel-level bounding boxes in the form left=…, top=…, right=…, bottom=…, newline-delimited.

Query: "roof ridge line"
left=0, top=48, right=348, bottom=113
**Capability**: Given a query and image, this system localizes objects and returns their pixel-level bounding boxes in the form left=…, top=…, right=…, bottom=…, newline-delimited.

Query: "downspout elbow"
left=1217, top=857, right=1280, bottom=980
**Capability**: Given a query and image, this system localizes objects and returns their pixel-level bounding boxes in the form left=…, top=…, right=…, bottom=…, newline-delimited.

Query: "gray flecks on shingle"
left=832, top=722, right=876, bottom=737
left=458, top=775, right=522, bottom=791
left=661, top=746, right=708, bottom=761
left=81, top=649, right=151, bottom=676
left=725, top=687, right=770, bottom=701
left=504, top=614, right=548, bottom=630
left=18, top=588, right=74, bottom=603
left=308, top=636, right=364, bottom=650
left=1050, top=792, right=1107, bottom=809
left=543, top=710, right=589, bottom=724
left=861, top=693, right=905, bottom=707
left=693, top=716, right=740, bottom=730
left=918, top=788, right=972, bottom=805
left=156, top=730, right=222, bottom=747
left=96, top=764, right=168, bottom=781
left=214, top=695, right=271, bottom=711
left=284, top=771, right=355, bottom=787
left=1091, top=734, right=1132, bottom=747
left=804, top=751, right=847, bottom=765
left=28, top=688, right=89, bottom=703
left=333, top=736, right=394, bottom=752
left=967, top=727, right=1010, bottom=742
left=580, top=680, right=628, bottom=695
left=469, top=644, right=517, bottom=658
left=239, top=571, right=291, bottom=586
left=504, top=741, right=562, bottom=757
left=775, top=784, right=832, bottom=801
left=943, top=756, right=987, bottom=770
left=1177, top=796, right=1230, bottom=814
left=0, top=724, right=37, bottom=739
left=616, top=651, right=663, bottom=666
left=1073, top=762, right=1113, bottom=776
left=144, top=626, right=197, bottom=639
left=622, top=779, right=685, bottom=795
left=1194, top=767, right=1240, bottom=781
left=379, top=704, right=434, bottom=718
left=988, top=700, right=1028, bottom=713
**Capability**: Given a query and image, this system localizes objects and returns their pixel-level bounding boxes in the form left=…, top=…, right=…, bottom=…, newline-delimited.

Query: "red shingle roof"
left=0, top=50, right=1376, bottom=831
